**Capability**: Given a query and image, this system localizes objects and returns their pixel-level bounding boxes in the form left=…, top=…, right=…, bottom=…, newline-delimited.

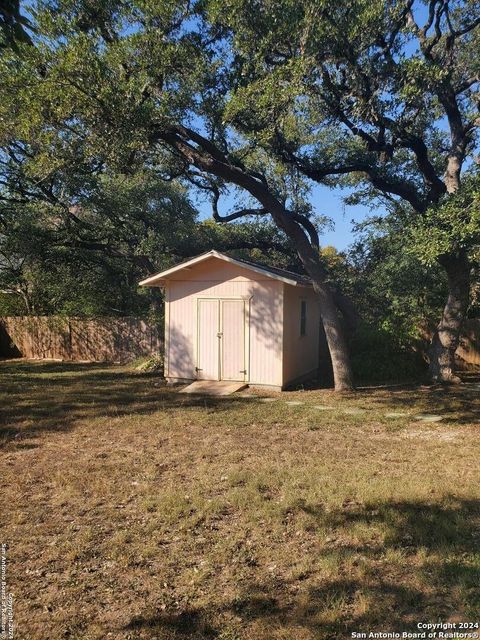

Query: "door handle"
left=217, top=332, right=223, bottom=338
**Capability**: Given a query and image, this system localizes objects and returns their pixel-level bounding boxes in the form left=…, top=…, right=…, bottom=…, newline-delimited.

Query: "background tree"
left=406, top=171, right=480, bottom=379
left=0, top=155, right=298, bottom=316
left=337, top=218, right=449, bottom=381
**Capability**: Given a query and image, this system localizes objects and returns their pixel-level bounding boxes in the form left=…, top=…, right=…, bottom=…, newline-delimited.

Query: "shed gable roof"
left=139, top=250, right=312, bottom=287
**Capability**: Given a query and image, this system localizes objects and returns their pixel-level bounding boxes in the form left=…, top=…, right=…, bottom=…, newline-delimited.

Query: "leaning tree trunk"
left=267, top=207, right=354, bottom=391
left=310, top=277, right=354, bottom=391
left=429, top=252, right=471, bottom=383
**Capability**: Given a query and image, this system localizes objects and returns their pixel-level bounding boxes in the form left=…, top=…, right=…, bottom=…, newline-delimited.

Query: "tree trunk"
left=429, top=252, right=471, bottom=383
left=311, top=278, right=354, bottom=391
left=267, top=207, right=354, bottom=391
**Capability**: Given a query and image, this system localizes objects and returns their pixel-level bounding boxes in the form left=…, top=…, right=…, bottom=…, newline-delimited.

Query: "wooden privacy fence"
left=0, top=316, right=163, bottom=363
left=456, top=318, right=480, bottom=367
left=1, top=314, right=478, bottom=368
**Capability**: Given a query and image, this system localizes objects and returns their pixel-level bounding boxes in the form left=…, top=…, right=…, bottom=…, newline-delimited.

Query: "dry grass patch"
left=1, top=360, right=479, bottom=640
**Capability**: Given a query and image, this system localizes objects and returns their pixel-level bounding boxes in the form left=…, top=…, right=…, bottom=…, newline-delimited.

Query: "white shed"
left=140, top=250, right=322, bottom=391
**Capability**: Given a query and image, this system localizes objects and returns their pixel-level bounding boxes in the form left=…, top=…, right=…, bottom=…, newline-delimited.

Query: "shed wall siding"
left=166, top=258, right=284, bottom=386
left=282, top=284, right=320, bottom=386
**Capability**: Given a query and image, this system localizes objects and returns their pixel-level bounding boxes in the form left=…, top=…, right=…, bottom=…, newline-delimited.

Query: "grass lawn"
left=1, top=360, right=479, bottom=640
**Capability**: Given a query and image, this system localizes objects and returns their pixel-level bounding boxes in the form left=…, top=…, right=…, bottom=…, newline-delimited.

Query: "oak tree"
left=207, top=0, right=480, bottom=382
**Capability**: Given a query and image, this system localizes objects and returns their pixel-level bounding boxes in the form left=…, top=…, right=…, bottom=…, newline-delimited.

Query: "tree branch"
left=280, top=149, right=429, bottom=213
left=211, top=189, right=267, bottom=223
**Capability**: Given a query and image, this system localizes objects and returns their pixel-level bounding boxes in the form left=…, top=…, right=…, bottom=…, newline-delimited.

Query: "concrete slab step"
left=179, top=380, right=248, bottom=396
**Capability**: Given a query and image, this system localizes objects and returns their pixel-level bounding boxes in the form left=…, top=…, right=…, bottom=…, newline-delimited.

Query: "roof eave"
left=138, top=275, right=167, bottom=287
left=138, top=250, right=312, bottom=288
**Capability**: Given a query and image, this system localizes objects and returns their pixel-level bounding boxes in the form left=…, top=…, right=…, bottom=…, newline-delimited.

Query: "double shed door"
left=197, top=298, right=248, bottom=382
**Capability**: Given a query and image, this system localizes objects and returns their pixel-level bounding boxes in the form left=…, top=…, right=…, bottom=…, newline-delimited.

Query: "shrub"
left=350, top=324, right=427, bottom=383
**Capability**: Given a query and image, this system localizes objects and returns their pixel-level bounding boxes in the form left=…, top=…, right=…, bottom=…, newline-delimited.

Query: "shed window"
left=300, top=300, right=307, bottom=336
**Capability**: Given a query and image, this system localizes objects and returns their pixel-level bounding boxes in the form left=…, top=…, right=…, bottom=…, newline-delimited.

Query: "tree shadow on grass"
left=355, top=382, right=480, bottom=426
left=123, top=498, right=480, bottom=639
left=0, top=358, right=110, bottom=375
left=0, top=360, right=257, bottom=448
left=287, top=372, right=479, bottom=426
left=127, top=609, right=218, bottom=639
